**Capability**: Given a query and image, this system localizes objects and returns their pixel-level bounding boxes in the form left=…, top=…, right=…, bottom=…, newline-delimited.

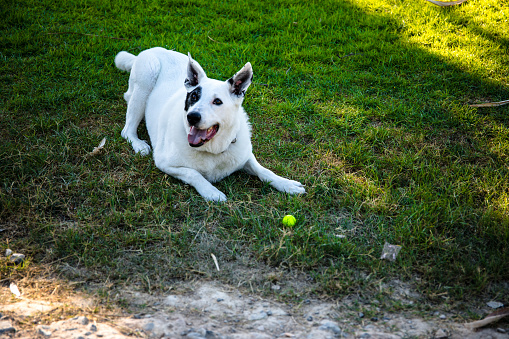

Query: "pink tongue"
left=188, top=126, right=208, bottom=145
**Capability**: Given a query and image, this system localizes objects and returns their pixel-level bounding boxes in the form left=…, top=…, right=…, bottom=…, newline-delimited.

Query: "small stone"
left=248, top=311, right=268, bottom=321
left=0, top=320, right=15, bottom=335
left=90, top=324, right=97, bottom=332
left=217, top=298, right=224, bottom=302
left=5, top=249, right=12, bottom=257
left=439, top=314, right=446, bottom=319
left=37, top=327, right=52, bottom=337
left=358, top=312, right=365, bottom=318
left=307, top=316, right=313, bottom=321
left=143, top=322, right=155, bottom=332
left=304, top=299, right=311, bottom=304
left=435, top=328, right=448, bottom=338
left=271, top=284, right=281, bottom=291
left=73, top=316, right=89, bottom=325
left=267, top=311, right=272, bottom=316
left=371, top=317, right=378, bottom=322
left=496, top=328, right=506, bottom=334
left=319, top=321, right=342, bottom=335
left=10, top=253, right=25, bottom=264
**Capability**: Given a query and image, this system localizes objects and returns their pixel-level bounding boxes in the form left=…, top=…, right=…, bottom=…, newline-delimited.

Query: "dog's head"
left=183, top=53, right=252, bottom=153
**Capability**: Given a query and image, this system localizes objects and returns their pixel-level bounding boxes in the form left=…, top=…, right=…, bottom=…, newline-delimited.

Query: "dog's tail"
left=114, top=51, right=136, bottom=72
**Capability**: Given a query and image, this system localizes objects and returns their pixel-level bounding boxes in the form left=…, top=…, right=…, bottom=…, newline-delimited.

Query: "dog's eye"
left=191, top=92, right=198, bottom=101
left=213, top=98, right=223, bottom=105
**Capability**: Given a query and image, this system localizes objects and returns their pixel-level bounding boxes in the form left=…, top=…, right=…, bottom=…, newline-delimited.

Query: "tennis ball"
left=282, top=215, right=297, bottom=227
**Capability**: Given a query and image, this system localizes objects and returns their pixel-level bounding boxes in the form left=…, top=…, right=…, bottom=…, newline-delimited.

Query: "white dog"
left=114, top=47, right=305, bottom=201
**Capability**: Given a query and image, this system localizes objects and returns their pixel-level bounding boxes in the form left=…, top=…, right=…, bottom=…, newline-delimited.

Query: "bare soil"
left=1, top=276, right=508, bottom=339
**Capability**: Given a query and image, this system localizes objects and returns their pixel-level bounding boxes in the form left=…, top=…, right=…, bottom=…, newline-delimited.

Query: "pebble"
left=10, top=253, right=25, bottom=264
left=5, top=249, right=12, bottom=257
left=307, top=316, right=313, bottom=321
left=37, top=326, right=52, bottom=337
left=72, top=316, right=89, bottom=325
left=497, top=328, right=507, bottom=334
left=358, top=312, right=365, bottom=318
left=319, top=321, right=342, bottom=335
left=0, top=320, right=15, bottom=335
left=439, top=314, right=446, bottom=319
left=435, top=328, right=448, bottom=338
left=143, top=322, right=155, bottom=332
left=248, top=311, right=268, bottom=321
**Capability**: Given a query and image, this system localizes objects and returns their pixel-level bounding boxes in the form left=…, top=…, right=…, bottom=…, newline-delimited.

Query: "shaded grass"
left=1, top=0, right=508, bottom=305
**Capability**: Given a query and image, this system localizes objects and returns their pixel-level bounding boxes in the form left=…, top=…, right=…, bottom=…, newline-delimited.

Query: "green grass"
left=1, top=0, right=508, bottom=305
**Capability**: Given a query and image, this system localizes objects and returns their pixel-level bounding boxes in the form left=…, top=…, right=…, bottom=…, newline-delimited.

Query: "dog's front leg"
left=243, top=155, right=306, bottom=195
left=159, top=166, right=227, bottom=202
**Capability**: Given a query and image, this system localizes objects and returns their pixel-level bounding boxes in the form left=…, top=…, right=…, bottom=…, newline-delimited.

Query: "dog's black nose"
left=187, top=112, right=201, bottom=126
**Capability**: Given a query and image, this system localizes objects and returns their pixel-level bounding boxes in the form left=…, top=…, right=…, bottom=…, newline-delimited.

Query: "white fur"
left=115, top=47, right=305, bottom=201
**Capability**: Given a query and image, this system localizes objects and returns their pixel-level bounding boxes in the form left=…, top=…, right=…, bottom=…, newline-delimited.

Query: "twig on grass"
left=339, top=52, right=364, bottom=59
left=469, top=99, right=509, bottom=108
left=47, top=32, right=129, bottom=40
left=207, top=35, right=223, bottom=43
left=465, top=307, right=509, bottom=329
left=424, top=0, right=468, bottom=6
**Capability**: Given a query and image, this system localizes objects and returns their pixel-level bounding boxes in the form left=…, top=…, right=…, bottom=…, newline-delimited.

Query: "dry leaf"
left=465, top=307, right=509, bottom=329
left=380, top=242, right=402, bottom=261
left=10, top=283, right=21, bottom=298
left=425, top=0, right=468, bottom=6
left=469, top=100, right=509, bottom=108
left=487, top=301, right=504, bottom=309
left=86, top=137, right=107, bottom=158
left=211, top=253, right=220, bottom=271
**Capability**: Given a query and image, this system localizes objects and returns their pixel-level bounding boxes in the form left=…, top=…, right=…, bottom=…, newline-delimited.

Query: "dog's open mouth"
left=188, top=124, right=219, bottom=147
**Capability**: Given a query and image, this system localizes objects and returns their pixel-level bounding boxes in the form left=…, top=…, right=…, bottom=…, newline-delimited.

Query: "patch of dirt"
left=1, top=279, right=508, bottom=339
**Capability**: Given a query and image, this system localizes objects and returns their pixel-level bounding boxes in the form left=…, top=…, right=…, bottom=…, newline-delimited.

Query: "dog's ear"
left=227, top=62, right=253, bottom=97
left=185, top=53, right=206, bottom=89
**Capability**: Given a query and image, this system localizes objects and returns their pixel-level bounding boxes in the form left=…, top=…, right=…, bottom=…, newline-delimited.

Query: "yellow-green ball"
left=282, top=215, right=296, bottom=227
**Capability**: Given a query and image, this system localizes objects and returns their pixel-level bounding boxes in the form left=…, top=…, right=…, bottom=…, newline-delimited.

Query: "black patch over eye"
left=213, top=98, right=223, bottom=105
left=184, top=86, right=202, bottom=111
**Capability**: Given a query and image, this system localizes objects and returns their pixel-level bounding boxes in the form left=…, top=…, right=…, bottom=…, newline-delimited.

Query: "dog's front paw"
left=273, top=178, right=306, bottom=195
left=132, top=140, right=151, bottom=156
left=199, top=187, right=227, bottom=202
